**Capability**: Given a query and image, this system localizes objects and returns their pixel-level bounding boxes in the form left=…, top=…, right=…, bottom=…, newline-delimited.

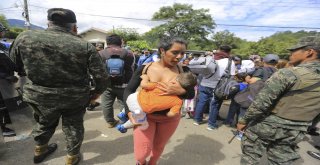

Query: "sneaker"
left=2, top=127, right=16, bottom=137
left=206, top=125, right=218, bottom=131
left=34, top=143, right=58, bottom=164
left=193, top=122, right=201, bottom=126
left=193, top=120, right=206, bottom=126
left=116, top=124, right=127, bottom=133
left=107, top=120, right=119, bottom=128
left=117, top=112, right=128, bottom=123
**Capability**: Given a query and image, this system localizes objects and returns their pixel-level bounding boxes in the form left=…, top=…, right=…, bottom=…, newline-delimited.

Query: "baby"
left=117, top=72, right=197, bottom=133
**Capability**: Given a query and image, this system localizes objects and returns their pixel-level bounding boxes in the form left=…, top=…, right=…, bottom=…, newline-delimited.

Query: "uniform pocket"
left=246, top=122, right=277, bottom=140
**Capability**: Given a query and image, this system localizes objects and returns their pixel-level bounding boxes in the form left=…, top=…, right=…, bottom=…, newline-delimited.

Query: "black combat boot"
left=33, top=143, right=58, bottom=163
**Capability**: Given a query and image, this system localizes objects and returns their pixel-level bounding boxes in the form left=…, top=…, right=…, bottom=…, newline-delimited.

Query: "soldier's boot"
left=33, top=143, right=58, bottom=164
left=65, top=153, right=81, bottom=165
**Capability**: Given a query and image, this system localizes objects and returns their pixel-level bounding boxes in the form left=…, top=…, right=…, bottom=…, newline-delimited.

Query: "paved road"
left=0, top=101, right=319, bottom=165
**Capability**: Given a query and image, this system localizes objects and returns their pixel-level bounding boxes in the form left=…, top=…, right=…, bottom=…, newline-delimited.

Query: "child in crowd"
left=116, top=71, right=197, bottom=133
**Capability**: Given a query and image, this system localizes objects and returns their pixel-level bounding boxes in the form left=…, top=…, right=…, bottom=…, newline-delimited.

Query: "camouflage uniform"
left=238, top=62, right=320, bottom=165
left=10, top=26, right=108, bottom=155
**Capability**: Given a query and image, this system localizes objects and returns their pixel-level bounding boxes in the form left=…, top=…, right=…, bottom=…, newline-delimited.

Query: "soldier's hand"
left=237, top=123, right=246, bottom=132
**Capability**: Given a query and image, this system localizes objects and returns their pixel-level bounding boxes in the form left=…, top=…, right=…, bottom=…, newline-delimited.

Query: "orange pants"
left=134, top=114, right=180, bottom=165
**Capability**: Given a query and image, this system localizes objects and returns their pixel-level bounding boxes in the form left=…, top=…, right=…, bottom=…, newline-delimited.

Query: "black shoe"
left=86, top=102, right=100, bottom=111
left=307, top=151, right=320, bottom=160
left=2, top=127, right=16, bottom=137
left=107, top=120, right=119, bottom=128
left=217, top=115, right=224, bottom=121
left=34, top=143, right=58, bottom=164
left=307, top=128, right=320, bottom=136
left=314, top=145, right=320, bottom=151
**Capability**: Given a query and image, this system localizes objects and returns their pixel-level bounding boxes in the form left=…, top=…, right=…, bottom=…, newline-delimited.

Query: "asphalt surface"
left=0, top=100, right=319, bottom=165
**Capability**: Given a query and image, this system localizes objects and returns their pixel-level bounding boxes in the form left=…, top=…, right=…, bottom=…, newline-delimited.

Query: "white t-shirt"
left=238, top=60, right=255, bottom=74
left=200, top=58, right=236, bottom=89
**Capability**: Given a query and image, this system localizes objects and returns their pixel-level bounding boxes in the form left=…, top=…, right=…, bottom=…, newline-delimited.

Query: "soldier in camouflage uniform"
left=9, top=8, right=108, bottom=165
left=237, top=36, right=320, bottom=165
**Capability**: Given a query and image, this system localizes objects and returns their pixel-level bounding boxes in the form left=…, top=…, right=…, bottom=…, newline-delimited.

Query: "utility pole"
left=23, top=0, right=31, bottom=30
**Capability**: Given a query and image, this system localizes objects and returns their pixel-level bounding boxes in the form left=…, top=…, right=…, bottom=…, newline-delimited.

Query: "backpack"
left=105, top=49, right=128, bottom=85
left=234, top=80, right=265, bottom=108
left=214, top=57, right=238, bottom=100
left=107, top=55, right=124, bottom=76
left=234, top=67, right=277, bottom=108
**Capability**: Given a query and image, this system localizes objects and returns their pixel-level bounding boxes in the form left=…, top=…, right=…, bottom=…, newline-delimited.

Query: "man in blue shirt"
left=137, top=49, right=151, bottom=67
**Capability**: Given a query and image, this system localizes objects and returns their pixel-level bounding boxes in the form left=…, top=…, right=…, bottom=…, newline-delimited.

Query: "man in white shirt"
left=193, top=50, right=236, bottom=130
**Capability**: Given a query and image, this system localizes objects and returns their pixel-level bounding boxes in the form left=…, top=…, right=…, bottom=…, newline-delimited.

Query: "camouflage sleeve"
left=87, top=44, right=108, bottom=94
left=238, top=68, right=298, bottom=125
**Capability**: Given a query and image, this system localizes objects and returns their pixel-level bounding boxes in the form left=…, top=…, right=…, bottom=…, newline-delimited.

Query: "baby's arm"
left=245, top=76, right=260, bottom=84
left=140, top=74, right=157, bottom=90
left=167, top=104, right=182, bottom=117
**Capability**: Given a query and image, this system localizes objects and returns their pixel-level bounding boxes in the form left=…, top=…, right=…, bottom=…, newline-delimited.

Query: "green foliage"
left=212, top=30, right=244, bottom=50
left=5, top=27, right=24, bottom=39
left=127, top=40, right=151, bottom=51
left=107, top=27, right=141, bottom=42
left=0, top=15, right=9, bottom=28
left=0, top=15, right=25, bottom=39
left=144, top=3, right=215, bottom=49
left=233, top=30, right=320, bottom=59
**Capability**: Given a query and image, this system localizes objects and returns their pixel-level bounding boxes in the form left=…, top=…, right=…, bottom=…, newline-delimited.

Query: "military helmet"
left=0, top=23, right=8, bottom=32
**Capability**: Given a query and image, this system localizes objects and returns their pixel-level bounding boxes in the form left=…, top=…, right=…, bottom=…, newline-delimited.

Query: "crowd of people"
left=0, top=7, right=320, bottom=165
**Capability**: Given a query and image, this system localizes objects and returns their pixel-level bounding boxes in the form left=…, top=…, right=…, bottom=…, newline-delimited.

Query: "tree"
left=107, top=27, right=141, bottom=42
left=5, top=27, right=24, bottom=39
left=144, top=3, right=215, bottom=49
left=0, top=14, right=9, bottom=28
left=0, top=14, right=25, bottom=39
left=127, top=40, right=151, bottom=51
left=211, top=30, right=243, bottom=49
left=232, top=30, right=320, bottom=59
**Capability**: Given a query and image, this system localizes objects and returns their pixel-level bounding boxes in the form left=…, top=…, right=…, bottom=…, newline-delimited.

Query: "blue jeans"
left=225, top=98, right=240, bottom=125
left=207, top=95, right=223, bottom=127
left=194, top=85, right=213, bottom=123
left=238, top=107, right=247, bottom=119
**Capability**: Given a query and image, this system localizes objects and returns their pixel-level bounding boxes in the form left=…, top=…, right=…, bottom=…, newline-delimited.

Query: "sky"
left=1, top=0, right=320, bottom=41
